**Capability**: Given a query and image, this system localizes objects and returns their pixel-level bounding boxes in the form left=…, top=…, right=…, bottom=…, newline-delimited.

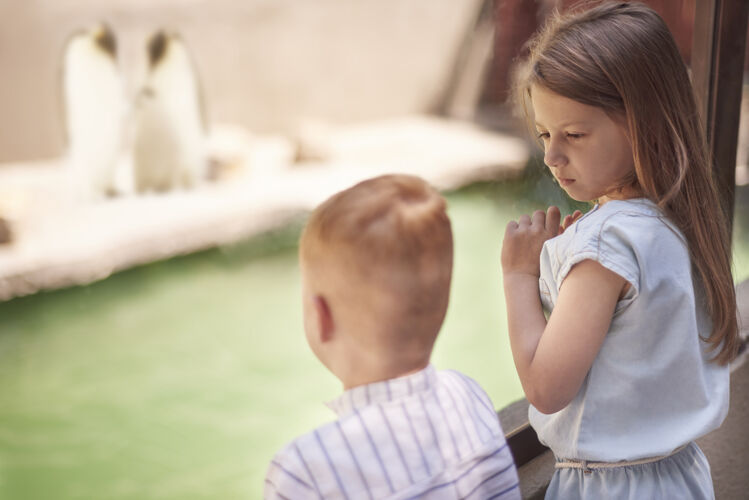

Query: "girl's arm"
left=502, top=207, right=626, bottom=414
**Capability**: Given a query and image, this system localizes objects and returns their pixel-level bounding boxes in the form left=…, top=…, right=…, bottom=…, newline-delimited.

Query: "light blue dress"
left=530, top=198, right=729, bottom=499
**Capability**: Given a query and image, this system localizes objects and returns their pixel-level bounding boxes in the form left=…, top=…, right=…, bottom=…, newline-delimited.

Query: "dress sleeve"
left=264, top=449, right=319, bottom=499
left=556, top=215, right=641, bottom=295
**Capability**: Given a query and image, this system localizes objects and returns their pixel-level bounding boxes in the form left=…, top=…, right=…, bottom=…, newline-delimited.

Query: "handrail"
left=497, top=399, right=549, bottom=467
left=505, top=421, right=549, bottom=468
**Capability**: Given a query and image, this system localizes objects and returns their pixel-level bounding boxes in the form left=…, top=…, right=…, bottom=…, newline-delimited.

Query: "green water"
left=2, top=169, right=748, bottom=499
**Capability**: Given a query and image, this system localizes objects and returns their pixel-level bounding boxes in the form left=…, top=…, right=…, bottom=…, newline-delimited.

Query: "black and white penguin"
left=133, top=30, right=207, bottom=192
left=62, top=23, right=127, bottom=200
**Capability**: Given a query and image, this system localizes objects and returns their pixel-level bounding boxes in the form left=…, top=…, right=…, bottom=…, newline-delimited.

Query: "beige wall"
left=0, top=0, right=483, bottom=162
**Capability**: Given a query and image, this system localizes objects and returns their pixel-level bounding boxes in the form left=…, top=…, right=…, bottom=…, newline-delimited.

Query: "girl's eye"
left=536, top=132, right=550, bottom=140
left=566, top=133, right=584, bottom=139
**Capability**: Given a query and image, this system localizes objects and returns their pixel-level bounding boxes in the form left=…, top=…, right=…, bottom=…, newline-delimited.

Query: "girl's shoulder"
left=543, top=199, right=684, bottom=293
left=571, top=198, right=679, bottom=243
left=585, top=197, right=663, bottom=223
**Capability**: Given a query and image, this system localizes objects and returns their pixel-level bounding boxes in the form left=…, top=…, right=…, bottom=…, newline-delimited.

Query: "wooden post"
left=482, top=0, right=539, bottom=105
left=691, top=0, right=749, bottom=235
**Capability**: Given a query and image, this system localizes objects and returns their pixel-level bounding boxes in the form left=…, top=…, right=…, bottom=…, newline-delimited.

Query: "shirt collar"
left=325, top=364, right=437, bottom=417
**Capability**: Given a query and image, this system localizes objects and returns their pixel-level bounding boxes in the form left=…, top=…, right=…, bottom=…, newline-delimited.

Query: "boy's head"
left=299, top=174, right=453, bottom=387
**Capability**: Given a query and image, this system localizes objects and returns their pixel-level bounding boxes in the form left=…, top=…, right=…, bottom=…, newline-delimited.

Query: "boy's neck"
left=340, top=360, right=430, bottom=391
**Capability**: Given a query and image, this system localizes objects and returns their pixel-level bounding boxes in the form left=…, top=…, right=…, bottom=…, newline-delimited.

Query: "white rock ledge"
left=0, top=116, right=528, bottom=300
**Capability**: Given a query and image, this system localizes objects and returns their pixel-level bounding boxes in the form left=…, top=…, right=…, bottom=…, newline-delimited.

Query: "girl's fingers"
left=511, top=206, right=572, bottom=235
left=546, top=206, right=561, bottom=233
left=557, top=209, right=585, bottom=234
left=532, top=210, right=546, bottom=228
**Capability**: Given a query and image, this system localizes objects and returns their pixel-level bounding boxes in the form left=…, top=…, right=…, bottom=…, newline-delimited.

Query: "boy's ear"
left=314, top=295, right=334, bottom=342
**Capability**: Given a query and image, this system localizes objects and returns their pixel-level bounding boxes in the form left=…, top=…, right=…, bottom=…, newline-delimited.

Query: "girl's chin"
left=560, top=187, right=591, bottom=203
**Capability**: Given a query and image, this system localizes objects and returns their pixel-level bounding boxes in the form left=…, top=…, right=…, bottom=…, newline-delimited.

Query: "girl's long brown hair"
left=518, top=1, right=738, bottom=363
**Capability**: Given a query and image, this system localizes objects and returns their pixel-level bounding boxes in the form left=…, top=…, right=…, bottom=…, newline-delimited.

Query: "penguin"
left=62, top=23, right=127, bottom=201
left=132, top=30, right=207, bottom=192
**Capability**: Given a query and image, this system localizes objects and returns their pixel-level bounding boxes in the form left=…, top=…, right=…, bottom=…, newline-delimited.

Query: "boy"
left=264, top=174, right=519, bottom=499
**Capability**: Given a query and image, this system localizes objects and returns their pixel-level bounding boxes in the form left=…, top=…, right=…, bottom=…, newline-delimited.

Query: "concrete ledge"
left=517, top=452, right=554, bottom=500
left=698, top=278, right=749, bottom=499
left=498, top=399, right=552, bottom=499
left=698, top=358, right=749, bottom=499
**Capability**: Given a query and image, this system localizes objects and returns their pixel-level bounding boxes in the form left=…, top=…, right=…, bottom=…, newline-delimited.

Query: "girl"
left=501, top=2, right=740, bottom=498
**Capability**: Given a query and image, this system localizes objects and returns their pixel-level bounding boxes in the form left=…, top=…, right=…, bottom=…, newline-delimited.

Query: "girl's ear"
left=313, top=295, right=334, bottom=342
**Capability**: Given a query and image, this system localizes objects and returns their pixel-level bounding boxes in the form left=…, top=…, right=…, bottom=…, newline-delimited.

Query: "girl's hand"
left=502, top=206, right=561, bottom=277
left=560, top=210, right=583, bottom=234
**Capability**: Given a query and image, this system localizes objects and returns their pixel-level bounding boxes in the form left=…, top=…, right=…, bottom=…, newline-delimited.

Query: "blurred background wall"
left=0, top=0, right=484, bottom=163
left=4, top=0, right=746, bottom=163
left=483, top=0, right=701, bottom=105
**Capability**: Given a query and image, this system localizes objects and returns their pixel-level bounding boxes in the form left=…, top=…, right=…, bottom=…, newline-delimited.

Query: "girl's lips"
left=558, top=178, right=575, bottom=187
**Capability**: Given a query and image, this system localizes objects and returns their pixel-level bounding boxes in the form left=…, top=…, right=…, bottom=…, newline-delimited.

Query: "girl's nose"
left=544, top=141, right=566, bottom=168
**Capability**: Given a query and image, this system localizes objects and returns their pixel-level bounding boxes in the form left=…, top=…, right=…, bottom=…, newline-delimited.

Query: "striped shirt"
left=264, top=365, right=520, bottom=499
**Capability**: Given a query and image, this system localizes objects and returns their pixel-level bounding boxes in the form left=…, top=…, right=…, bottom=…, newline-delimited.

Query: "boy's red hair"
left=300, top=174, right=453, bottom=344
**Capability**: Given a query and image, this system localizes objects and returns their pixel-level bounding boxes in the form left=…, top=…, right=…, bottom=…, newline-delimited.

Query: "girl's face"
left=531, top=85, right=636, bottom=203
